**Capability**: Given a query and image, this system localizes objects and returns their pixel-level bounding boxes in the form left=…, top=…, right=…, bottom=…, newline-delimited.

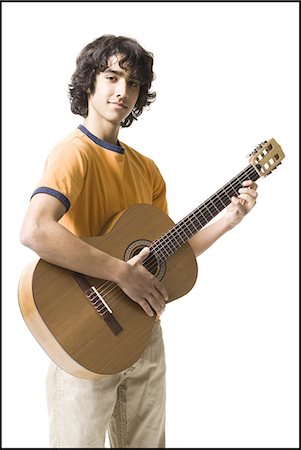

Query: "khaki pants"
left=46, top=321, right=166, bottom=448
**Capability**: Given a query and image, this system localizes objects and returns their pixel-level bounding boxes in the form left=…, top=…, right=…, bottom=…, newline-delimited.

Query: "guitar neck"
left=150, top=164, right=260, bottom=261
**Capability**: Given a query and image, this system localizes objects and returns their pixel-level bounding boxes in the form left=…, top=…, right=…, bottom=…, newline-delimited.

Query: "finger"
left=145, top=293, right=165, bottom=315
left=144, top=281, right=167, bottom=309
left=238, top=190, right=257, bottom=204
left=238, top=187, right=258, bottom=198
left=231, top=197, right=247, bottom=213
left=231, top=196, right=240, bottom=205
left=152, top=287, right=167, bottom=309
left=238, top=194, right=257, bottom=208
left=137, top=298, right=155, bottom=317
left=154, top=281, right=169, bottom=303
left=238, top=193, right=256, bottom=204
left=242, top=180, right=258, bottom=190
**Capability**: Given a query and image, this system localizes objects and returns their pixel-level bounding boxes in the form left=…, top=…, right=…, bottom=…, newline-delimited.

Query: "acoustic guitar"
left=18, top=139, right=285, bottom=379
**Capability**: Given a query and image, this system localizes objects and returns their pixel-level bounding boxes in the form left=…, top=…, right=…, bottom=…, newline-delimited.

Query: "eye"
left=128, top=80, right=139, bottom=88
left=106, top=76, right=116, bottom=81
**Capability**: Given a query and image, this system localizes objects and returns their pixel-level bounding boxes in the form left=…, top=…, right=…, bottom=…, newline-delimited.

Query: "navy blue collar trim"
left=78, top=124, right=125, bottom=154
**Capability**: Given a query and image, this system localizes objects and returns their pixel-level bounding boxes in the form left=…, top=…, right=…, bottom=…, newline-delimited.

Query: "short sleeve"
left=152, top=163, right=168, bottom=215
left=31, top=139, right=88, bottom=210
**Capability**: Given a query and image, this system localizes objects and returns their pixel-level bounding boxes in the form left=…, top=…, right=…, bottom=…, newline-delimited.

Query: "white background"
left=2, top=2, right=299, bottom=448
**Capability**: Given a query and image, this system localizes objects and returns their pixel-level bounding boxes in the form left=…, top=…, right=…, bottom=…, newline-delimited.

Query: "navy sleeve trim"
left=31, top=187, right=71, bottom=211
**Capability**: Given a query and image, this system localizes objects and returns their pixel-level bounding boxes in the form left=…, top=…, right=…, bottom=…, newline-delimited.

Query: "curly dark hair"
left=68, top=35, right=156, bottom=127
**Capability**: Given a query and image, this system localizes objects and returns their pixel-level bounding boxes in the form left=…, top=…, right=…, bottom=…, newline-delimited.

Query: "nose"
left=116, top=79, right=128, bottom=99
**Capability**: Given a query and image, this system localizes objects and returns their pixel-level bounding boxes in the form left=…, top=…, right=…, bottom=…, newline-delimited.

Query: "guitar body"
left=18, top=204, right=198, bottom=379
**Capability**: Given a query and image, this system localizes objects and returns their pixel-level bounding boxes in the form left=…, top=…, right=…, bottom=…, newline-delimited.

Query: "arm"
left=20, top=194, right=167, bottom=316
left=189, top=180, right=258, bottom=257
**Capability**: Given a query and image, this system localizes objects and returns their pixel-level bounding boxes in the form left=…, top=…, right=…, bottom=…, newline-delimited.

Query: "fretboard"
left=150, top=164, right=260, bottom=262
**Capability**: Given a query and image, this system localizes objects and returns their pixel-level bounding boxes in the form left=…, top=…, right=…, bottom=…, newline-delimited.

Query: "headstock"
left=249, top=138, right=285, bottom=177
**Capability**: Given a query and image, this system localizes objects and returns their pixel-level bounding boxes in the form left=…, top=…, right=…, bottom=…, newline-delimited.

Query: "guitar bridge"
left=72, top=272, right=123, bottom=336
left=87, top=286, right=113, bottom=314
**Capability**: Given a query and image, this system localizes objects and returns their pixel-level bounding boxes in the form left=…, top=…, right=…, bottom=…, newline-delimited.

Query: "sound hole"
left=124, top=240, right=166, bottom=280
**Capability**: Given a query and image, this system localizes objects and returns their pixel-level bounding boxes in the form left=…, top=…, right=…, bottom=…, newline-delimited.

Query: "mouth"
left=108, top=102, right=127, bottom=109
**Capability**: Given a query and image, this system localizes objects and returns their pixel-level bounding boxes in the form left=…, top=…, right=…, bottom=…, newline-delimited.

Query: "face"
left=87, top=55, right=140, bottom=126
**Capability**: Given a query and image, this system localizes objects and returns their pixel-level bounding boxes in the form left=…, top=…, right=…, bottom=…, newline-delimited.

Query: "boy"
left=20, top=35, right=258, bottom=448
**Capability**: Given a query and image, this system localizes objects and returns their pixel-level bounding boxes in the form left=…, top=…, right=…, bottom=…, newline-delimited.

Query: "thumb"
left=129, top=246, right=150, bottom=266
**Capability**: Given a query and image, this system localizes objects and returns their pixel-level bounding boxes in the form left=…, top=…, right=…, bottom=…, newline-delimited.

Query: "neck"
left=83, top=117, right=120, bottom=145
left=149, top=164, right=260, bottom=262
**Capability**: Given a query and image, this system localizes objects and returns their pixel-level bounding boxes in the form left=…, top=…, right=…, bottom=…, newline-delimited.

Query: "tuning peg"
left=248, top=148, right=258, bottom=157
left=248, top=140, right=268, bottom=157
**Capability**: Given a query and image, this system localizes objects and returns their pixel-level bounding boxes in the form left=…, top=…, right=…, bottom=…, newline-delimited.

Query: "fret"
left=215, top=191, right=227, bottom=208
left=153, top=247, right=167, bottom=263
left=219, top=187, right=232, bottom=203
left=207, top=197, right=221, bottom=214
left=197, top=208, right=210, bottom=226
left=173, top=229, right=188, bottom=245
left=157, top=243, right=169, bottom=259
left=172, top=221, right=192, bottom=238
left=155, top=240, right=171, bottom=261
left=226, top=181, right=238, bottom=198
left=187, top=214, right=200, bottom=233
left=175, top=221, right=195, bottom=241
left=165, top=236, right=178, bottom=252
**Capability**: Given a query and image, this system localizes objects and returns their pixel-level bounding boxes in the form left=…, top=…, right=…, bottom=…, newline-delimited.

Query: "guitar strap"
left=72, top=272, right=123, bottom=336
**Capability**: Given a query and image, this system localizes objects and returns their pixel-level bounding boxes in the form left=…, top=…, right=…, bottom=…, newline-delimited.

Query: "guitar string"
left=86, top=165, right=258, bottom=314
left=87, top=165, right=258, bottom=315
left=149, top=164, right=259, bottom=258
left=86, top=165, right=258, bottom=315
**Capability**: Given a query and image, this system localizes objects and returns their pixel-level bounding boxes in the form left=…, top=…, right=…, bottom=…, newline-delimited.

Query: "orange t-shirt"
left=31, top=125, right=168, bottom=237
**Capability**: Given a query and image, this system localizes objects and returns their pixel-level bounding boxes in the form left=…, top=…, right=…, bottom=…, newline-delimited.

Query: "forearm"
left=188, top=180, right=259, bottom=257
left=20, top=193, right=168, bottom=317
left=21, top=220, right=126, bottom=283
left=188, top=215, right=232, bottom=257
